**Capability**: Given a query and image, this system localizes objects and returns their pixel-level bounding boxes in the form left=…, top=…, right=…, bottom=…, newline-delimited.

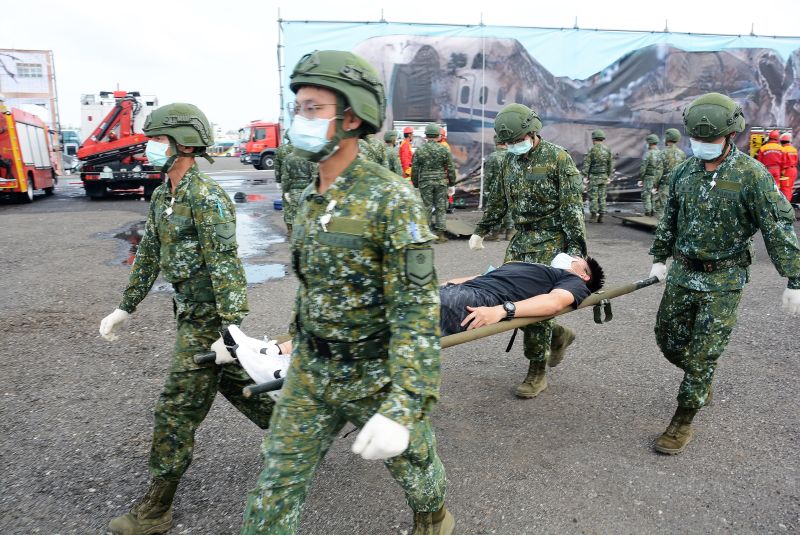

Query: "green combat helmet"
left=383, top=130, right=397, bottom=142
left=424, top=123, right=441, bottom=138
left=591, top=129, right=606, bottom=140
left=646, top=134, right=660, bottom=145
left=143, top=102, right=214, bottom=169
left=289, top=49, right=385, bottom=161
left=494, top=103, right=542, bottom=143
left=664, top=128, right=682, bottom=142
left=682, top=92, right=745, bottom=140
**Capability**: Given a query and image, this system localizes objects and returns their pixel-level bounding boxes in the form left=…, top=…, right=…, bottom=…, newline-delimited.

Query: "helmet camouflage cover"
left=494, top=103, right=542, bottom=143
left=143, top=102, right=214, bottom=148
left=664, top=128, right=682, bottom=142
left=424, top=123, right=441, bottom=137
left=289, top=50, right=385, bottom=134
left=646, top=134, right=660, bottom=145
left=591, top=129, right=606, bottom=140
left=384, top=130, right=398, bottom=142
left=682, top=92, right=745, bottom=140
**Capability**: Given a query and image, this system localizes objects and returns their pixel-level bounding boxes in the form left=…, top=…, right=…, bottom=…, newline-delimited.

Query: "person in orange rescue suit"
left=439, top=128, right=451, bottom=152
left=779, top=132, right=797, bottom=201
left=757, top=129, right=785, bottom=191
left=399, top=126, right=414, bottom=179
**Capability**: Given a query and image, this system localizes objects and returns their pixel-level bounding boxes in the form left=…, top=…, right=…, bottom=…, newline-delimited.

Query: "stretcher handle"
left=243, top=378, right=284, bottom=399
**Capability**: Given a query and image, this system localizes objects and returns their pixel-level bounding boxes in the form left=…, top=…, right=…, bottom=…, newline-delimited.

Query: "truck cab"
left=239, top=121, right=280, bottom=170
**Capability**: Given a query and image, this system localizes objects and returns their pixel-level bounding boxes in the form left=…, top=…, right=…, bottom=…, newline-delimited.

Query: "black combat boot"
left=108, top=478, right=178, bottom=535
left=596, top=213, right=604, bottom=223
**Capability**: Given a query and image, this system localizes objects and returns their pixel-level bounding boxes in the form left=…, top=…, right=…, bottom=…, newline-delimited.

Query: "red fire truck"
left=239, top=120, right=280, bottom=170
left=0, top=96, right=57, bottom=202
left=77, top=91, right=162, bottom=199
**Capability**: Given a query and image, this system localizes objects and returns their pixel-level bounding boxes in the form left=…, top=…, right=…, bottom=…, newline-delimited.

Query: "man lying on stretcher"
left=220, top=253, right=604, bottom=388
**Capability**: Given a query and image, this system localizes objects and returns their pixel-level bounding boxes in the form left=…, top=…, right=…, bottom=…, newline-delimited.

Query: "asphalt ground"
left=0, top=157, right=798, bottom=535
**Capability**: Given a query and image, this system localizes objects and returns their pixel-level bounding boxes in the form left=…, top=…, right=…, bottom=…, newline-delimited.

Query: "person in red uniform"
left=757, top=129, right=785, bottom=190
left=399, top=126, right=414, bottom=178
left=780, top=132, right=797, bottom=201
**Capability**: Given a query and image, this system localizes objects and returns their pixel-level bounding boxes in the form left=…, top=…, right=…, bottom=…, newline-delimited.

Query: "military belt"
left=674, top=250, right=750, bottom=273
left=516, top=217, right=561, bottom=232
left=299, top=320, right=390, bottom=361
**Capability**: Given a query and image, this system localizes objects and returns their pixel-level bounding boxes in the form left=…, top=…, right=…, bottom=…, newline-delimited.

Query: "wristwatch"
left=502, top=301, right=516, bottom=320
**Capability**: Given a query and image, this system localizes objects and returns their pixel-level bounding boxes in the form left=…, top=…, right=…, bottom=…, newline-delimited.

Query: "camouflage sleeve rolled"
left=378, top=192, right=441, bottom=427
left=119, top=190, right=162, bottom=313
left=743, top=173, right=800, bottom=288
left=474, top=155, right=510, bottom=236
left=194, top=186, right=249, bottom=325
left=446, top=150, right=456, bottom=186
left=556, top=150, right=587, bottom=257
left=649, top=166, right=683, bottom=262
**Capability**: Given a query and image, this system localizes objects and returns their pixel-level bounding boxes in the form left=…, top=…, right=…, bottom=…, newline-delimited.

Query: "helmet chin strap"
left=160, top=139, right=213, bottom=173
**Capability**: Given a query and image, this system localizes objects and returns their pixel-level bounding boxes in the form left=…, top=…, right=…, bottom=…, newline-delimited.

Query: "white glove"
left=99, top=308, right=129, bottom=341
left=283, top=192, right=291, bottom=202
left=447, top=186, right=456, bottom=197
left=781, top=288, right=800, bottom=315
left=227, top=326, right=289, bottom=401
left=351, top=413, right=410, bottom=460
left=468, top=234, right=484, bottom=251
left=649, top=262, right=667, bottom=282
left=211, top=336, right=236, bottom=365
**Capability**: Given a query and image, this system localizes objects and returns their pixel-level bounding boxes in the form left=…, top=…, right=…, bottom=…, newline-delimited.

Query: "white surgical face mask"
left=507, top=137, right=533, bottom=155
left=145, top=140, right=170, bottom=167
left=288, top=115, right=332, bottom=154
left=550, top=253, right=575, bottom=270
left=690, top=138, right=724, bottom=161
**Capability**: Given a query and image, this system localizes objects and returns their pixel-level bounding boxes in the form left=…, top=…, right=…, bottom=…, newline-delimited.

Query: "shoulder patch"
left=405, top=248, right=434, bottom=287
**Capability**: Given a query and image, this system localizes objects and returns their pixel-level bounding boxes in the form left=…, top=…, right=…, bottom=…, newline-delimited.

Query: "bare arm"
left=461, top=289, right=575, bottom=330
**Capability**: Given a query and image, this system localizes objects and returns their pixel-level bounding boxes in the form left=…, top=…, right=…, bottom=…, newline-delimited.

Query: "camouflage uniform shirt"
left=650, top=145, right=800, bottom=291
left=475, top=138, right=587, bottom=257
left=119, top=165, right=248, bottom=325
left=358, top=136, right=388, bottom=167
left=411, top=141, right=456, bottom=187
left=291, top=156, right=441, bottom=426
left=660, top=145, right=687, bottom=186
left=640, top=147, right=664, bottom=181
left=274, top=142, right=293, bottom=184
left=581, top=143, right=613, bottom=184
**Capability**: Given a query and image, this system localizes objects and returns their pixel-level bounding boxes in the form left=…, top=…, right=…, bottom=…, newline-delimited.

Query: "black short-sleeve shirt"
left=461, top=261, right=590, bottom=308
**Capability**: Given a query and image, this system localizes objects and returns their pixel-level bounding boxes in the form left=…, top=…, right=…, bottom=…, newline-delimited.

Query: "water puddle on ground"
left=104, top=212, right=285, bottom=292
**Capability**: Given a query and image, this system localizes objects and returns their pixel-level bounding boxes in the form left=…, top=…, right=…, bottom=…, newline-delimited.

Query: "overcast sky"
left=5, top=0, right=799, bottom=133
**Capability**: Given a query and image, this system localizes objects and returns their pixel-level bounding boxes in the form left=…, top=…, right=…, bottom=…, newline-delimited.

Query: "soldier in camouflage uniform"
left=648, top=93, right=800, bottom=455
left=384, top=130, right=404, bottom=175
left=241, top=50, right=453, bottom=535
left=653, top=128, right=687, bottom=219
left=98, top=103, right=275, bottom=535
left=411, top=123, right=457, bottom=243
left=469, top=103, right=587, bottom=398
left=273, top=137, right=293, bottom=185
left=358, top=133, right=388, bottom=166
left=640, top=134, right=664, bottom=217
left=280, top=150, right=318, bottom=236
left=581, top=129, right=614, bottom=223
left=482, top=135, right=513, bottom=240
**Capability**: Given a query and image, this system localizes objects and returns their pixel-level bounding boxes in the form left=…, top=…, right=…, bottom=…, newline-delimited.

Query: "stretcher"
left=612, top=213, right=659, bottom=230
left=193, top=275, right=660, bottom=398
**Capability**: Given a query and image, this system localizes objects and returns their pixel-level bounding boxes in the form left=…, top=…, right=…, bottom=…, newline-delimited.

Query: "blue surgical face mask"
left=145, top=140, right=170, bottom=167
left=507, top=137, right=533, bottom=156
left=288, top=115, right=333, bottom=154
left=690, top=138, right=724, bottom=161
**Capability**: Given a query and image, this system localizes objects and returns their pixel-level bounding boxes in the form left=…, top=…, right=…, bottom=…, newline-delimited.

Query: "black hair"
left=584, top=256, right=605, bottom=293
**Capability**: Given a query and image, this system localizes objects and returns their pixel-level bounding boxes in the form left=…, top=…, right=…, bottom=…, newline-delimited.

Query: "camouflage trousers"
left=149, top=298, right=275, bottom=480
left=282, top=189, right=306, bottom=227
left=587, top=177, right=609, bottom=214
left=641, top=176, right=655, bottom=213
left=653, top=184, right=669, bottom=220
left=505, top=232, right=567, bottom=364
left=241, top=332, right=446, bottom=534
left=419, top=182, right=449, bottom=232
left=654, top=282, right=743, bottom=409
